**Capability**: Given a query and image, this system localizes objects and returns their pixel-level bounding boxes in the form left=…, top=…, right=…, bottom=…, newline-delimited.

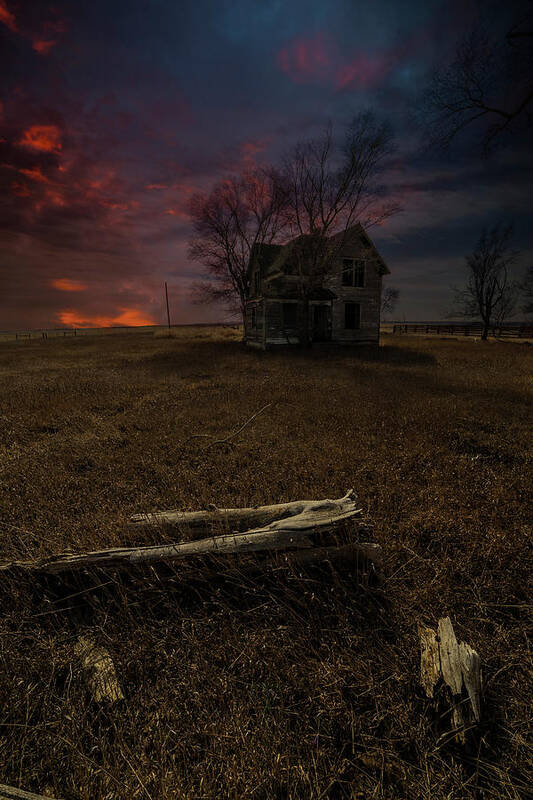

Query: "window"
left=282, top=302, right=298, bottom=329
left=253, top=270, right=260, bottom=295
left=345, top=302, right=361, bottom=330
left=251, top=306, right=256, bottom=328
left=342, top=258, right=365, bottom=287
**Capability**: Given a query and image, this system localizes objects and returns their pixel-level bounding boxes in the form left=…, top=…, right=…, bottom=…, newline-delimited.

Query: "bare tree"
left=422, top=3, right=533, bottom=153
left=453, top=223, right=519, bottom=339
left=188, top=168, right=288, bottom=323
left=520, top=265, right=533, bottom=314
left=280, top=112, right=398, bottom=345
left=381, top=286, right=400, bottom=315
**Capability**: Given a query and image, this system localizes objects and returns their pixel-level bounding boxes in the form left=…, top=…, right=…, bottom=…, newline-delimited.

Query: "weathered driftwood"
left=130, top=489, right=360, bottom=532
left=74, top=636, right=124, bottom=703
left=0, top=785, right=60, bottom=800
left=0, top=491, right=381, bottom=574
left=419, top=617, right=482, bottom=737
left=419, top=624, right=440, bottom=698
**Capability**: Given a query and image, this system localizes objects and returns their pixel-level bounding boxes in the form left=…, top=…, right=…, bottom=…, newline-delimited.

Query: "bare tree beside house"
left=453, top=223, right=519, bottom=340
left=279, top=112, right=398, bottom=345
left=188, top=167, right=288, bottom=324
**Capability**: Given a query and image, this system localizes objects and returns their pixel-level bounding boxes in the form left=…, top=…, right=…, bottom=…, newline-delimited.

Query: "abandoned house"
left=244, top=223, right=390, bottom=349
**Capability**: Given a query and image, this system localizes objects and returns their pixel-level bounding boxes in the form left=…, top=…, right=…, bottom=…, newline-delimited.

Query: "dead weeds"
left=0, top=332, right=531, bottom=799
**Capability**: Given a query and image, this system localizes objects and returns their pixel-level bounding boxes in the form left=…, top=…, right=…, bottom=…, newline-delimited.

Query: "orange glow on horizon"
left=19, top=124, right=62, bottom=153
left=58, top=307, right=155, bottom=328
left=51, top=278, right=88, bottom=292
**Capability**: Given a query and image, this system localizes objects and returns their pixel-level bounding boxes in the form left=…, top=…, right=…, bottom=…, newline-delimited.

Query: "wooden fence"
left=13, top=329, right=77, bottom=341
left=392, top=323, right=533, bottom=339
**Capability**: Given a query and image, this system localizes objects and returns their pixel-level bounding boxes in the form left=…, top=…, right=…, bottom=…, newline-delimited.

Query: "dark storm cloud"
left=0, top=0, right=531, bottom=328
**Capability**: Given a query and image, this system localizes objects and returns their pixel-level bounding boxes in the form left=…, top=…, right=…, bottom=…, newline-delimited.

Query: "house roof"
left=247, top=243, right=283, bottom=279
left=249, top=224, right=390, bottom=280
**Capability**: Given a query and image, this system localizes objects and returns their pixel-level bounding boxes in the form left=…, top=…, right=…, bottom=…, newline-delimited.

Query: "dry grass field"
left=0, top=329, right=531, bottom=799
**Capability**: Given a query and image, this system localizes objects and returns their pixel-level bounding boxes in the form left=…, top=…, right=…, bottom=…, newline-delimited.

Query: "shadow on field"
left=132, top=340, right=438, bottom=377
left=254, top=342, right=437, bottom=367
left=345, top=343, right=437, bottom=366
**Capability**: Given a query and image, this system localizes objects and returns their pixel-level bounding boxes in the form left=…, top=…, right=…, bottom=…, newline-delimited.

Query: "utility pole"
left=165, top=281, right=171, bottom=330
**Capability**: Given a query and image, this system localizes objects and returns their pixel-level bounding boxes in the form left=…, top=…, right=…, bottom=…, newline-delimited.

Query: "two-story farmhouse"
left=244, top=223, right=390, bottom=349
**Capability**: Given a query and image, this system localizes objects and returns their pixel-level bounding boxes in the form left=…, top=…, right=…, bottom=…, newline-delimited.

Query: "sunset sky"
left=1, top=0, right=531, bottom=330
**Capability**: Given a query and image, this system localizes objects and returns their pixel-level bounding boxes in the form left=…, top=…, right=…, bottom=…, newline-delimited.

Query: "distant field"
left=0, top=322, right=242, bottom=343
left=0, top=330, right=531, bottom=799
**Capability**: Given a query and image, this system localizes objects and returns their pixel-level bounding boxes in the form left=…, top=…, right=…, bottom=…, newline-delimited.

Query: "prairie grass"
left=0, top=331, right=531, bottom=799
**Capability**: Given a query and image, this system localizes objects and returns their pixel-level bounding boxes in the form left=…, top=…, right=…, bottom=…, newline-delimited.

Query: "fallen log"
left=0, top=492, right=380, bottom=574
left=130, top=489, right=360, bottom=533
left=0, top=785, right=60, bottom=800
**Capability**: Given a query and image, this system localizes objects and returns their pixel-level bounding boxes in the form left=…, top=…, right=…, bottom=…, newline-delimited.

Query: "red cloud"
left=0, top=0, right=17, bottom=33
left=1, top=2, right=66, bottom=52
left=51, top=278, right=88, bottom=292
left=277, top=33, right=332, bottom=84
left=19, top=166, right=52, bottom=184
left=11, top=181, right=31, bottom=197
left=19, top=124, right=62, bottom=153
left=59, top=308, right=155, bottom=328
left=99, top=199, right=129, bottom=211
left=241, top=139, right=269, bottom=167
left=276, top=31, right=418, bottom=91
left=335, top=53, right=391, bottom=90
left=44, top=188, right=65, bottom=206
left=33, top=39, right=58, bottom=54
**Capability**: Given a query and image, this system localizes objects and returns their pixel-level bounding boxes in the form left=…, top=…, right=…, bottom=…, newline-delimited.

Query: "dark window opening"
left=282, top=302, right=298, bottom=329
left=345, top=302, right=361, bottom=330
left=253, top=270, right=260, bottom=295
left=251, top=306, right=256, bottom=328
left=342, top=258, right=365, bottom=287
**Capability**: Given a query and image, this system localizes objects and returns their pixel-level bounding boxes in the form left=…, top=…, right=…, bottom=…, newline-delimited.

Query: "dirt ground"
left=0, top=330, right=531, bottom=799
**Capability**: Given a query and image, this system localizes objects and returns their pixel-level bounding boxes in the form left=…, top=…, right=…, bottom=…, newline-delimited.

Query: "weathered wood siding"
left=263, top=299, right=299, bottom=345
left=244, top=299, right=265, bottom=348
left=322, top=228, right=382, bottom=344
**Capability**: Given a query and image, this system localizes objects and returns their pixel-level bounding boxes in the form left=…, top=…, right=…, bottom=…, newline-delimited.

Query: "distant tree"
left=188, top=168, right=288, bottom=323
left=453, top=223, right=519, bottom=339
left=422, top=3, right=533, bottom=154
left=520, top=265, right=533, bottom=313
left=381, top=286, right=400, bottom=315
left=280, top=112, right=399, bottom=345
